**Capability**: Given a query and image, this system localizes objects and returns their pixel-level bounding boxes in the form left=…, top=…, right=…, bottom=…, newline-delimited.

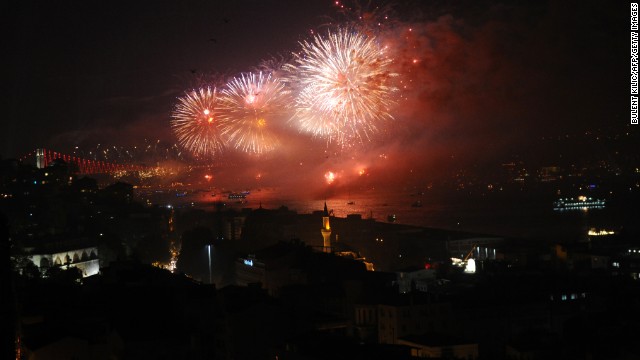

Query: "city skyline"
left=4, top=3, right=640, bottom=357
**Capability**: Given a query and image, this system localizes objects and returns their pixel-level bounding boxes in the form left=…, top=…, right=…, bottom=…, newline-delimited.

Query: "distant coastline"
left=136, top=186, right=633, bottom=242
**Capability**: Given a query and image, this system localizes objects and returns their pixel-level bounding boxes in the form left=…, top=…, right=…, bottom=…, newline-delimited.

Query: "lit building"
left=353, top=304, right=378, bottom=342
left=234, top=255, right=266, bottom=287
left=26, top=240, right=100, bottom=278
left=395, top=267, right=436, bottom=294
left=397, top=334, right=479, bottom=359
left=223, top=215, right=246, bottom=241
left=446, top=237, right=502, bottom=260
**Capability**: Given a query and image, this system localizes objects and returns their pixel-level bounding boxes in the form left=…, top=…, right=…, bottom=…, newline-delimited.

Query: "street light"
left=207, top=244, right=212, bottom=284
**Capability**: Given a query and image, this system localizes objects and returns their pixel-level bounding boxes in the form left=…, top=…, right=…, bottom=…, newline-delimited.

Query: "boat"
left=387, top=214, right=396, bottom=222
left=553, top=196, right=605, bottom=211
left=228, top=192, right=247, bottom=199
left=346, top=190, right=354, bottom=205
left=411, top=200, right=422, bottom=207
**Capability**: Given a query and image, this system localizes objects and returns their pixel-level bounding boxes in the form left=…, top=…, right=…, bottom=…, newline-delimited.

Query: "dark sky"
left=3, top=0, right=630, bottom=189
left=4, top=0, right=331, bottom=156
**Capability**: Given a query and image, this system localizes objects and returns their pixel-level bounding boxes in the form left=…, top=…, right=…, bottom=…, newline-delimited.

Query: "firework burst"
left=219, top=72, right=288, bottom=154
left=171, top=87, right=226, bottom=158
left=286, top=28, right=398, bottom=147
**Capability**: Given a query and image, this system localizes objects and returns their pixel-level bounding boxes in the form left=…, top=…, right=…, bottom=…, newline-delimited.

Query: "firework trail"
left=219, top=72, right=289, bottom=154
left=171, top=87, right=226, bottom=158
left=332, top=0, right=397, bottom=37
left=286, top=28, right=398, bottom=147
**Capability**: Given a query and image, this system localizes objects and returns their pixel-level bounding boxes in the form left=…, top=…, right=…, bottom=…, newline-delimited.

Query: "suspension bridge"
left=19, top=148, right=153, bottom=175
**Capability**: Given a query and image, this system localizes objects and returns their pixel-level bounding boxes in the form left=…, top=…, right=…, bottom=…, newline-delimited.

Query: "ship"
left=553, top=196, right=605, bottom=211
left=228, top=192, right=247, bottom=199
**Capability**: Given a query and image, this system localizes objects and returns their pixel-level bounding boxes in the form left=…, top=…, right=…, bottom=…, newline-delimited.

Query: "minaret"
left=321, top=202, right=332, bottom=253
left=36, top=148, right=46, bottom=169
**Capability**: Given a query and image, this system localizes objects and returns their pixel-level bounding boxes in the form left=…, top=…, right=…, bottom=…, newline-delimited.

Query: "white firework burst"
left=286, top=28, right=398, bottom=147
left=170, top=87, right=226, bottom=158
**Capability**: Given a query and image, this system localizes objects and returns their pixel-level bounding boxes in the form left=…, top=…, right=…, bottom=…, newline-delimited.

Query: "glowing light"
left=285, top=28, right=398, bottom=147
left=553, top=196, right=605, bottom=211
left=219, top=72, right=288, bottom=154
left=588, top=228, right=615, bottom=236
left=325, top=171, right=336, bottom=184
left=464, top=259, right=476, bottom=273
left=171, top=87, right=226, bottom=157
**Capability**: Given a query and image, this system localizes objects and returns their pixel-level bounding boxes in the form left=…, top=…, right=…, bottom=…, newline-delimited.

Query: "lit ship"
left=228, top=192, right=247, bottom=199
left=587, top=228, right=615, bottom=236
left=553, top=195, right=605, bottom=211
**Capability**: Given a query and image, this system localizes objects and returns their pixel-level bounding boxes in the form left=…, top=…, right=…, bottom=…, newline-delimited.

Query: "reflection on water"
left=141, top=187, right=625, bottom=241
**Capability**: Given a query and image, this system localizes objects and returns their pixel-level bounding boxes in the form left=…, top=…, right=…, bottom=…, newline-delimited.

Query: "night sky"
left=3, top=0, right=629, bottom=190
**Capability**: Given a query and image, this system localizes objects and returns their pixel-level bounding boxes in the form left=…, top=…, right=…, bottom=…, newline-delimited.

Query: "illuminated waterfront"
left=135, top=185, right=630, bottom=242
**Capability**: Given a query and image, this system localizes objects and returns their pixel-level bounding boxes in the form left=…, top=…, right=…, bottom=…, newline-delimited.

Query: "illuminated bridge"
left=27, top=148, right=152, bottom=175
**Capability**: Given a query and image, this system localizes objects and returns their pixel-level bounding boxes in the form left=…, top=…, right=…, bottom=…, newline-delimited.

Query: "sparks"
left=171, top=87, right=226, bottom=158
left=286, top=28, right=398, bottom=147
left=325, top=171, right=337, bottom=184
left=219, top=72, right=288, bottom=154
